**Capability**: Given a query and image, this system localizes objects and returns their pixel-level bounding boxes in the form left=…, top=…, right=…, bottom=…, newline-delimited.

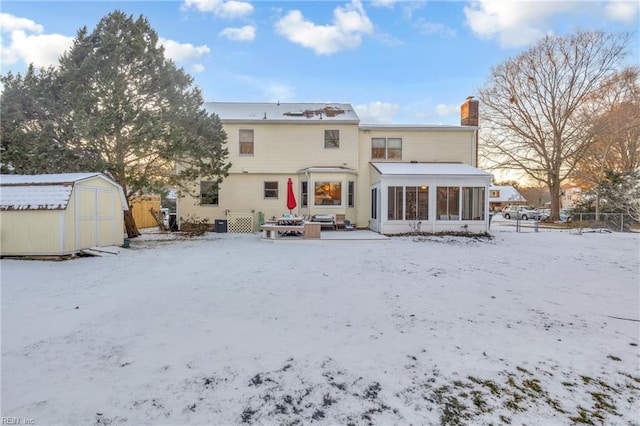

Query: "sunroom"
left=369, top=163, right=492, bottom=235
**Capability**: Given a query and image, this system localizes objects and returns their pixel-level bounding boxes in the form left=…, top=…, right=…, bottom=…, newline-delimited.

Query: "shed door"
left=77, top=187, right=116, bottom=248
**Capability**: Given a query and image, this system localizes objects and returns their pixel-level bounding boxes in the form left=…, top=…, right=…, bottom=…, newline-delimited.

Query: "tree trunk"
left=549, top=183, right=561, bottom=221
left=124, top=208, right=141, bottom=238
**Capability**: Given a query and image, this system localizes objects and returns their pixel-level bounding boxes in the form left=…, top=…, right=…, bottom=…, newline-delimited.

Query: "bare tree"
left=572, top=67, right=640, bottom=218
left=478, top=31, right=632, bottom=220
left=519, top=185, right=550, bottom=208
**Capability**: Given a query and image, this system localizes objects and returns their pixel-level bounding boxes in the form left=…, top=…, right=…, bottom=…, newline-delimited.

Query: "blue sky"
left=1, top=0, right=638, bottom=124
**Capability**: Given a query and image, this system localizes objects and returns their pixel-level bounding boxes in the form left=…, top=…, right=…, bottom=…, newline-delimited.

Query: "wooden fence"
left=130, top=195, right=161, bottom=229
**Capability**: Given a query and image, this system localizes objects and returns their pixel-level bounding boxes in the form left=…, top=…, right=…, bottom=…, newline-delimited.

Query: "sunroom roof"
left=371, top=162, right=491, bottom=177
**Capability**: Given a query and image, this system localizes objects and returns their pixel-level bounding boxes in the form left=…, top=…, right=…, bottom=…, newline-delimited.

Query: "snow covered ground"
left=2, top=216, right=639, bottom=425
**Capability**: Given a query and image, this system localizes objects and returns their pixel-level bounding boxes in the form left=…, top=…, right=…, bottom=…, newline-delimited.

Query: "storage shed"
left=0, top=173, right=128, bottom=256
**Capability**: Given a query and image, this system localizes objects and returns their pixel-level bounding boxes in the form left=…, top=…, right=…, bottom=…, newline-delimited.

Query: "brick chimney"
left=461, top=96, right=479, bottom=166
left=460, top=96, right=479, bottom=126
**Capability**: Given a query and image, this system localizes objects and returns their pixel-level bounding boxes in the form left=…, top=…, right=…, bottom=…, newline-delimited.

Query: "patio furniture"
left=335, top=214, right=346, bottom=230
left=312, top=214, right=335, bottom=230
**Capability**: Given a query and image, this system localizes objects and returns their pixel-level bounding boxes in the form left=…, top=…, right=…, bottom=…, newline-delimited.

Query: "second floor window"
left=372, top=137, right=402, bottom=159
left=264, top=181, right=278, bottom=199
left=239, top=129, right=254, bottom=155
left=324, top=130, right=340, bottom=148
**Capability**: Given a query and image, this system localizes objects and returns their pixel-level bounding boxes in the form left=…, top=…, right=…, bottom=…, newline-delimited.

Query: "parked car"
left=538, top=209, right=551, bottom=221
left=502, top=205, right=539, bottom=220
left=559, top=208, right=574, bottom=222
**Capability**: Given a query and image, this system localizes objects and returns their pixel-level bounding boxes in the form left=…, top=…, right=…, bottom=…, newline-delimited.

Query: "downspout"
left=473, top=128, right=479, bottom=167
left=305, top=171, right=311, bottom=218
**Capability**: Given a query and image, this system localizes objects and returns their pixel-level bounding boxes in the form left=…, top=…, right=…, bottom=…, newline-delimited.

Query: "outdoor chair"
left=335, top=214, right=346, bottom=230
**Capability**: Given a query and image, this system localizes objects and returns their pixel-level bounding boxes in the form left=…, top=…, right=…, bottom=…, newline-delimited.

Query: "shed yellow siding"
left=0, top=175, right=125, bottom=256
left=0, top=210, right=66, bottom=255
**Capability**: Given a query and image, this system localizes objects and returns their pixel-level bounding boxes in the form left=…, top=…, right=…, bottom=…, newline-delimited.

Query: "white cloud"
left=415, top=19, right=456, bottom=37
left=370, top=0, right=397, bottom=8
left=158, top=38, right=210, bottom=62
left=182, top=0, right=254, bottom=19
left=192, top=63, right=205, bottom=73
left=275, top=0, right=373, bottom=55
left=219, top=25, right=256, bottom=42
left=0, top=13, right=43, bottom=33
left=435, top=103, right=459, bottom=117
left=0, top=14, right=73, bottom=68
left=604, top=0, right=639, bottom=23
left=463, top=0, right=577, bottom=47
left=354, top=101, right=400, bottom=123
left=234, top=74, right=295, bottom=101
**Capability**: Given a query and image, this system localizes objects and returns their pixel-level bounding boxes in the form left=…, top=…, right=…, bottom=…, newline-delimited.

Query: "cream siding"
left=358, top=128, right=475, bottom=164
left=223, top=123, right=359, bottom=173
left=179, top=102, right=487, bottom=234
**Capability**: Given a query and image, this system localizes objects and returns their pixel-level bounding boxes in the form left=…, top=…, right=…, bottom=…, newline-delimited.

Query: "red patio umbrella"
left=286, top=178, right=297, bottom=214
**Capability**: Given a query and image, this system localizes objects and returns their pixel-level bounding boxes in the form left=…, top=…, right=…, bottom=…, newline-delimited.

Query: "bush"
left=180, top=215, right=211, bottom=236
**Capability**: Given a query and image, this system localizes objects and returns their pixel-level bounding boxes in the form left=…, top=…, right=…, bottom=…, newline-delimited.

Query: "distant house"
left=0, top=173, right=128, bottom=256
left=178, top=97, right=492, bottom=234
left=488, top=185, right=527, bottom=212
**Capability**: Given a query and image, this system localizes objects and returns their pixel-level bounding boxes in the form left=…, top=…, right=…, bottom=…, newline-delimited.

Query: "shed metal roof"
left=204, top=102, right=360, bottom=123
left=0, top=173, right=128, bottom=211
left=371, top=162, right=491, bottom=177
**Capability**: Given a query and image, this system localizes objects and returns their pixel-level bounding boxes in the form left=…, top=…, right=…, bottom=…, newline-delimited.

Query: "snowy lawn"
left=2, top=218, right=639, bottom=425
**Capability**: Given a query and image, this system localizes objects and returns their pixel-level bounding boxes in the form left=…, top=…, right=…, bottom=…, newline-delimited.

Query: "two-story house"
left=177, top=98, right=491, bottom=234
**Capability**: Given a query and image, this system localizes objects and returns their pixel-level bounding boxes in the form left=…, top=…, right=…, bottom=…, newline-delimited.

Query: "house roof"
left=489, top=185, right=526, bottom=202
left=0, top=173, right=128, bottom=211
left=371, top=162, right=491, bottom=177
left=204, top=102, right=360, bottom=123
left=360, top=124, right=476, bottom=131
left=297, top=166, right=357, bottom=174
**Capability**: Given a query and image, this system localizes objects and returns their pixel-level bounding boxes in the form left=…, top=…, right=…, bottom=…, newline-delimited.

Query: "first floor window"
left=315, top=181, right=342, bottom=206
left=388, top=186, right=429, bottom=220
left=301, top=181, right=308, bottom=207
left=437, top=186, right=460, bottom=220
left=264, top=181, right=278, bottom=199
left=462, top=187, right=485, bottom=220
left=388, top=186, right=403, bottom=220
left=200, top=181, right=219, bottom=205
left=348, top=181, right=355, bottom=207
left=406, top=186, right=429, bottom=220
left=371, top=188, right=378, bottom=219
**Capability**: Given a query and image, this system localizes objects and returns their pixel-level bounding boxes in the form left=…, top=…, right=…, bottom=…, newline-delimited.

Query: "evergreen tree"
left=0, top=11, right=230, bottom=237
